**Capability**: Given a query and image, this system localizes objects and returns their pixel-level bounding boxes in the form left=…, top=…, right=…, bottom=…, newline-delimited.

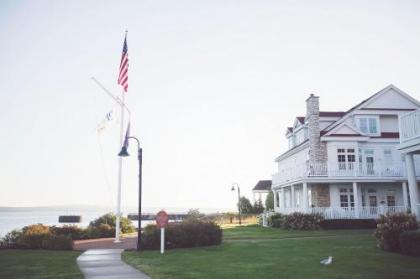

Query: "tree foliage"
left=252, top=199, right=264, bottom=214
left=238, top=197, right=253, bottom=214
left=265, top=191, right=274, bottom=210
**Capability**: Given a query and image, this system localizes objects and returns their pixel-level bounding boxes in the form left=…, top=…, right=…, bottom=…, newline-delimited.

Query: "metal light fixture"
left=231, top=183, right=242, bottom=225
left=118, top=146, right=130, bottom=157
left=118, top=136, right=143, bottom=251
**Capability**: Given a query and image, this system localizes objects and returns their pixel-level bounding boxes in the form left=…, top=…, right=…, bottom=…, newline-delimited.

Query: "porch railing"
left=273, top=161, right=406, bottom=185
left=307, top=206, right=408, bottom=219
left=400, top=109, right=420, bottom=143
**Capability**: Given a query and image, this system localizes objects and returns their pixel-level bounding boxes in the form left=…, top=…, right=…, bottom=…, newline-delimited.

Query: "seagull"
left=320, top=256, right=333, bottom=265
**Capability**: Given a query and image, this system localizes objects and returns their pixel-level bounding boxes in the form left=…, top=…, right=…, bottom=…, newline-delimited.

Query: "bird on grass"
left=320, top=256, right=333, bottom=265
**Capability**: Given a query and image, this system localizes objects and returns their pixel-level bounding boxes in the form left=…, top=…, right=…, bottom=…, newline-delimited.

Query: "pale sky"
left=1, top=0, right=420, bottom=211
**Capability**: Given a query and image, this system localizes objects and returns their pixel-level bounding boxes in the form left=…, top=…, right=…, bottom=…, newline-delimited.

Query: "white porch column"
left=278, top=189, right=283, bottom=210
left=402, top=181, right=408, bottom=209
left=302, top=182, right=308, bottom=213
left=274, top=190, right=279, bottom=210
left=291, top=185, right=295, bottom=209
left=405, top=153, right=419, bottom=219
left=353, top=182, right=360, bottom=218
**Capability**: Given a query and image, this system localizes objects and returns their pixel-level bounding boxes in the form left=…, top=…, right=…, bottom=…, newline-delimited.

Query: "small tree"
left=238, top=197, right=253, bottom=214
left=252, top=199, right=264, bottom=214
left=265, top=191, right=274, bottom=211
left=185, top=208, right=204, bottom=221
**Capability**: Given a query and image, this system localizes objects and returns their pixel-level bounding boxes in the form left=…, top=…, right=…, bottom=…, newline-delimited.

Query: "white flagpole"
left=115, top=91, right=125, bottom=243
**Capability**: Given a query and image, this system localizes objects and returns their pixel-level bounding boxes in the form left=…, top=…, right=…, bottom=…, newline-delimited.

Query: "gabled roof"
left=324, top=85, right=420, bottom=132
left=319, top=111, right=345, bottom=117
left=297, top=116, right=305, bottom=124
left=323, top=122, right=362, bottom=137
left=252, top=180, right=272, bottom=191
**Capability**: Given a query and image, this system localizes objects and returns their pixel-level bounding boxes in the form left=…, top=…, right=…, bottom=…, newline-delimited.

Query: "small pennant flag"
left=118, top=33, right=129, bottom=92
left=97, top=109, right=115, bottom=133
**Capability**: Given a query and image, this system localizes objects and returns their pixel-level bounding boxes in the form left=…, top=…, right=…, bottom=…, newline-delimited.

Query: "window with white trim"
left=357, top=117, right=379, bottom=135
left=339, top=188, right=354, bottom=208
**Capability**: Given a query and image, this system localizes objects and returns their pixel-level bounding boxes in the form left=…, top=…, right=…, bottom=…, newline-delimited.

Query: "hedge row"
left=320, top=219, right=377, bottom=230
left=142, top=220, right=222, bottom=249
left=269, top=213, right=324, bottom=230
left=400, top=230, right=420, bottom=257
left=0, top=213, right=136, bottom=250
left=374, top=213, right=418, bottom=252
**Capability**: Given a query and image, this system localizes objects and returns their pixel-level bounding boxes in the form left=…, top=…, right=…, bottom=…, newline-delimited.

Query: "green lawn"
left=124, top=225, right=420, bottom=279
left=0, top=249, right=82, bottom=279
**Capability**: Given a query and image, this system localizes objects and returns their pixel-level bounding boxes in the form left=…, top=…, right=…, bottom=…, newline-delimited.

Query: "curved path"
left=77, top=249, right=150, bottom=279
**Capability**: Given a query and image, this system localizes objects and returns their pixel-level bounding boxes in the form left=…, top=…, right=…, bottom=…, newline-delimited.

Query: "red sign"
left=156, top=210, right=169, bottom=228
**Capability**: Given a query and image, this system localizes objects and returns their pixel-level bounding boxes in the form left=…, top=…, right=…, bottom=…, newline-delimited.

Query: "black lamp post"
left=231, top=183, right=242, bottom=225
left=118, top=136, right=142, bottom=251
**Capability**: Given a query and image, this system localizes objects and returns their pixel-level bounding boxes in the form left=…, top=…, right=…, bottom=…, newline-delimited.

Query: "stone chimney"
left=306, top=94, right=327, bottom=165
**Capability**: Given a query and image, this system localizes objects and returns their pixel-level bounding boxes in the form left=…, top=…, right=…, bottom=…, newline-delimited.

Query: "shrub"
left=269, top=213, right=286, bottom=228
left=282, top=212, right=324, bottom=230
left=142, top=220, right=222, bottom=250
left=320, top=219, right=377, bottom=230
left=18, top=224, right=51, bottom=249
left=400, top=230, right=420, bottom=257
left=0, top=229, right=22, bottom=249
left=50, top=225, right=84, bottom=240
left=269, top=213, right=323, bottom=230
left=374, top=213, right=418, bottom=252
left=89, top=213, right=135, bottom=234
left=41, top=234, right=73, bottom=250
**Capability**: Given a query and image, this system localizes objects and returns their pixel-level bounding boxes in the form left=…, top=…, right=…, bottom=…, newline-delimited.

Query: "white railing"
left=306, top=206, right=408, bottom=219
left=400, top=109, right=420, bottom=143
left=273, top=162, right=405, bottom=185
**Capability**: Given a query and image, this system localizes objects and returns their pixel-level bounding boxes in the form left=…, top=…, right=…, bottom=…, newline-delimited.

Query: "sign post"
left=155, top=210, right=169, bottom=254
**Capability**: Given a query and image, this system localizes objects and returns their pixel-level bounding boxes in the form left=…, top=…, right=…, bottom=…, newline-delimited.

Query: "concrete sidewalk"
left=77, top=249, right=150, bottom=279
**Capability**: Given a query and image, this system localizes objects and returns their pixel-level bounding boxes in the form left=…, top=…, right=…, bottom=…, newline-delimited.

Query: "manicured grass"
left=0, top=249, right=83, bottom=279
left=124, top=225, right=420, bottom=279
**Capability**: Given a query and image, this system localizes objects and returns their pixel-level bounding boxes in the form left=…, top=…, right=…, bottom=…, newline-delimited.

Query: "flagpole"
left=115, top=90, right=125, bottom=243
left=115, top=30, right=129, bottom=243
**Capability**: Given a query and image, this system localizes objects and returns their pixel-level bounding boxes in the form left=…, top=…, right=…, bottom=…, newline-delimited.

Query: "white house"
left=272, top=85, right=420, bottom=219
left=252, top=180, right=272, bottom=203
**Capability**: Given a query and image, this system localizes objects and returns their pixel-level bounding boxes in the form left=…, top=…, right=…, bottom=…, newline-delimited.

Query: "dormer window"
left=356, top=116, right=379, bottom=135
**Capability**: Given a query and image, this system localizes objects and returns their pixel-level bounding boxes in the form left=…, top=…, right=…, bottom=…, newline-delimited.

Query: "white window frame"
left=355, top=115, right=380, bottom=136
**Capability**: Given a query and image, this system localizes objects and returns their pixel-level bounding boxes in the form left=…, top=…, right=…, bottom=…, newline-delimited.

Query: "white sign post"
left=160, top=228, right=165, bottom=254
left=156, top=210, right=168, bottom=255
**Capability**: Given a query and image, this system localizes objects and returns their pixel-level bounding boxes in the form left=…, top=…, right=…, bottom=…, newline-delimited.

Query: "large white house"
left=272, top=85, right=420, bottom=220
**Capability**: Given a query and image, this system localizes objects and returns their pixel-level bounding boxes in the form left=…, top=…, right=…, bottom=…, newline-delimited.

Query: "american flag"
left=118, top=35, right=129, bottom=92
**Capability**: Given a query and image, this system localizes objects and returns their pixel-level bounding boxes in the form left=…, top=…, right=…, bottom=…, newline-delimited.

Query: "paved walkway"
left=73, top=235, right=137, bottom=251
left=77, top=249, right=150, bottom=279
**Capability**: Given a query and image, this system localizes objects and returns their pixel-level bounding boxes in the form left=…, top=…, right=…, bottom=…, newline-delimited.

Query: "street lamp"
left=118, top=136, right=142, bottom=251
left=231, top=183, right=242, bottom=225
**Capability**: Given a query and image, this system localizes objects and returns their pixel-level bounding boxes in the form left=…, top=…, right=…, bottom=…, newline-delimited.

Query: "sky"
left=1, top=0, right=420, bottom=211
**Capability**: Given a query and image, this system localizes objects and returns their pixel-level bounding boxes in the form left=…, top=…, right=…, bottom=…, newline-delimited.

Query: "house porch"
left=273, top=181, right=417, bottom=219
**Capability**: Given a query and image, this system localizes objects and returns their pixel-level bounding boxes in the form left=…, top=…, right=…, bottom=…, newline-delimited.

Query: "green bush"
left=400, top=230, right=420, bottom=257
left=269, top=213, right=286, bottom=228
left=89, top=213, right=135, bottom=234
left=142, top=220, right=222, bottom=250
left=50, top=225, right=84, bottom=240
left=374, top=213, right=418, bottom=252
left=41, top=234, right=73, bottom=250
left=18, top=224, right=51, bottom=249
left=269, top=213, right=323, bottom=230
left=320, top=219, right=377, bottom=230
left=0, top=229, right=22, bottom=249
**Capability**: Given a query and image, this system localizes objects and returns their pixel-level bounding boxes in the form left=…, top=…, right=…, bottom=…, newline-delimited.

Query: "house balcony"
left=273, top=162, right=420, bottom=186
left=399, top=109, right=420, bottom=153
